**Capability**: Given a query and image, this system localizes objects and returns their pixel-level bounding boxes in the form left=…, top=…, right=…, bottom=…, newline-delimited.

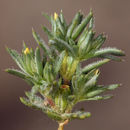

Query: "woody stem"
left=58, top=120, right=69, bottom=130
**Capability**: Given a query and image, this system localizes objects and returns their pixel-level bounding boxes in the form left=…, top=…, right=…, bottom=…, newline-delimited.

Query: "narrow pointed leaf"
left=25, top=54, right=33, bottom=74
left=86, top=89, right=105, bottom=98
left=94, top=47, right=125, bottom=57
left=54, top=51, right=65, bottom=75
left=20, top=97, right=31, bottom=106
left=91, top=34, right=106, bottom=50
left=79, top=30, right=93, bottom=56
left=6, top=69, right=34, bottom=85
left=89, top=17, right=94, bottom=30
left=72, top=11, right=93, bottom=40
left=60, top=10, right=67, bottom=29
left=78, top=28, right=88, bottom=46
left=32, top=29, right=51, bottom=56
left=82, top=59, right=110, bottom=73
left=6, top=48, right=25, bottom=72
left=42, top=12, right=51, bottom=22
left=41, top=25, right=53, bottom=38
left=62, top=111, right=91, bottom=120
left=6, top=69, right=26, bottom=79
left=56, top=17, right=65, bottom=35
left=66, top=12, right=81, bottom=38
left=81, top=95, right=113, bottom=101
left=54, top=37, right=75, bottom=57
left=35, top=47, right=43, bottom=76
left=83, top=73, right=99, bottom=92
left=100, top=54, right=122, bottom=62
left=104, top=84, right=121, bottom=90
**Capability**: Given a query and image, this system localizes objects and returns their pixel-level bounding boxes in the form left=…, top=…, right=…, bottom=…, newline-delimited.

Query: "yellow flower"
left=24, top=48, right=30, bottom=55
left=95, top=69, right=99, bottom=75
left=54, top=12, right=58, bottom=20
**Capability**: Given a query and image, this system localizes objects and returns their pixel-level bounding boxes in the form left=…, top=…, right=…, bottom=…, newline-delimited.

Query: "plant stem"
left=58, top=120, right=69, bottom=130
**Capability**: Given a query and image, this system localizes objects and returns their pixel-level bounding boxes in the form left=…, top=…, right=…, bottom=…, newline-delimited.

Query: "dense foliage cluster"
left=6, top=10, right=125, bottom=124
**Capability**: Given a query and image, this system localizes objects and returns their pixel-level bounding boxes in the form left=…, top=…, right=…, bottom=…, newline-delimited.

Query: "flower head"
left=54, top=12, right=58, bottom=20
left=24, top=48, right=30, bottom=55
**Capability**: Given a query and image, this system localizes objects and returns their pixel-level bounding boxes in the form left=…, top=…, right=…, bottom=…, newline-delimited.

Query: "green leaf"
left=91, top=34, right=106, bottom=50
left=50, top=15, right=57, bottom=34
left=77, top=28, right=88, bottom=46
left=5, top=69, right=26, bottom=79
left=79, top=30, right=93, bottom=56
left=83, top=73, right=99, bottom=92
left=72, top=11, right=93, bottom=40
left=35, top=47, right=43, bottom=76
left=89, top=17, right=94, bottom=30
left=20, top=97, right=31, bottom=106
left=86, top=89, right=105, bottom=98
left=100, top=54, right=122, bottom=62
left=56, top=17, right=65, bottom=36
left=94, top=47, right=125, bottom=57
left=62, top=111, right=91, bottom=120
left=49, top=39, right=64, bottom=52
left=81, top=95, right=113, bottom=101
left=6, top=69, right=35, bottom=85
left=66, top=11, right=81, bottom=38
left=43, top=62, right=50, bottom=82
left=32, top=29, right=51, bottom=57
left=103, top=84, right=121, bottom=90
left=82, top=59, right=110, bottom=74
left=54, top=37, right=76, bottom=57
left=42, top=12, right=51, bottom=22
left=25, top=53, right=33, bottom=74
left=22, top=53, right=33, bottom=75
left=59, top=10, right=67, bottom=29
left=54, top=51, right=65, bottom=75
left=41, top=25, right=53, bottom=38
left=6, top=47, right=25, bottom=72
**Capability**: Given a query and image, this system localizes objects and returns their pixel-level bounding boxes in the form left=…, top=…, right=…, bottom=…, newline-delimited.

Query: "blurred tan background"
left=0, top=0, right=130, bottom=130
